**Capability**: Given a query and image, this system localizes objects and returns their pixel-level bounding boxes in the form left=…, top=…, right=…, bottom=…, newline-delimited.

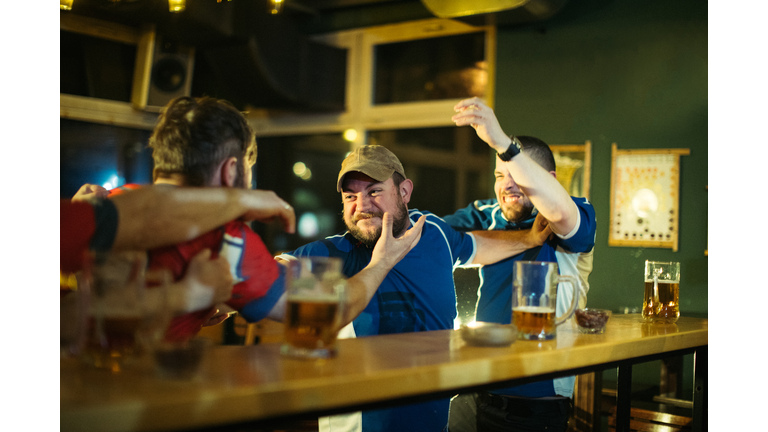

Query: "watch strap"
left=497, top=136, right=522, bottom=161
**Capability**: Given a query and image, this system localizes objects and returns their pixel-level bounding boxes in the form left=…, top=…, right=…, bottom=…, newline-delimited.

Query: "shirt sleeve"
left=421, top=212, right=477, bottom=267
left=88, top=198, right=118, bottom=253
left=60, top=199, right=118, bottom=273
left=222, top=222, right=284, bottom=321
left=238, top=263, right=286, bottom=322
left=442, top=199, right=495, bottom=232
left=554, top=197, right=597, bottom=253
left=278, top=240, right=332, bottom=260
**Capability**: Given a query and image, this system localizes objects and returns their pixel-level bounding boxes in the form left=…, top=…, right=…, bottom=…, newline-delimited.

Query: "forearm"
left=339, top=261, right=392, bottom=327
left=110, top=187, right=253, bottom=251
left=471, top=228, right=546, bottom=265
left=503, top=153, right=579, bottom=235
left=273, top=256, right=391, bottom=327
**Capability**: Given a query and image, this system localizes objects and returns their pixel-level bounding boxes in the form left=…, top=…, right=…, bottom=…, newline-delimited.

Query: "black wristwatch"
left=497, top=136, right=522, bottom=161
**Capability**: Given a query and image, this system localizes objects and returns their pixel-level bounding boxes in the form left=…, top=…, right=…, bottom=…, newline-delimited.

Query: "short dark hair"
left=517, top=135, right=556, bottom=172
left=391, top=171, right=405, bottom=188
left=149, top=96, right=256, bottom=186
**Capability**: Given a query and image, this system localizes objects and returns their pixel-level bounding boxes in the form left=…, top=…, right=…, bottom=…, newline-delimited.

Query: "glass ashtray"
left=574, top=309, right=611, bottom=334
left=460, top=322, right=517, bottom=347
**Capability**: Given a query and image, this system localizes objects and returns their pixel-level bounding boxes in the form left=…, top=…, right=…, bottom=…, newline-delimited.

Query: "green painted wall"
left=493, top=0, right=708, bottom=316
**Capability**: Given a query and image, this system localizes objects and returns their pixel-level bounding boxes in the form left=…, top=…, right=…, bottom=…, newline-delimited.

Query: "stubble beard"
left=345, top=199, right=410, bottom=248
left=499, top=194, right=534, bottom=223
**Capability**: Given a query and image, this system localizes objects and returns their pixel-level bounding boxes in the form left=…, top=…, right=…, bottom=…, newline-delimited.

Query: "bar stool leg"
left=616, top=363, right=632, bottom=432
left=692, top=347, right=708, bottom=432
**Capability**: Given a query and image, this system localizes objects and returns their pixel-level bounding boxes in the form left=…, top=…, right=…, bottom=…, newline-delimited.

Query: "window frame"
left=248, top=18, right=496, bottom=140
left=248, top=19, right=497, bottom=209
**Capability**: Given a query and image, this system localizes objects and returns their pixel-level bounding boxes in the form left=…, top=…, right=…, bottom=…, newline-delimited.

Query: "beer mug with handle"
left=80, top=251, right=171, bottom=372
left=281, top=256, right=346, bottom=359
left=513, top=261, right=584, bottom=341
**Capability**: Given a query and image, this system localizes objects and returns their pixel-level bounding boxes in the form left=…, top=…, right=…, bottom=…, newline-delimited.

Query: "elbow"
left=548, top=206, right=580, bottom=236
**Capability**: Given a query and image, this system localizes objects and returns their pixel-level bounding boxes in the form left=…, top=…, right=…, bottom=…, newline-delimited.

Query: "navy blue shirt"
left=283, top=209, right=476, bottom=432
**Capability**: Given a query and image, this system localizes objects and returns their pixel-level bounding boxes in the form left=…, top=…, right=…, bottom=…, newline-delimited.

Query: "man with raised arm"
left=446, top=97, right=597, bottom=432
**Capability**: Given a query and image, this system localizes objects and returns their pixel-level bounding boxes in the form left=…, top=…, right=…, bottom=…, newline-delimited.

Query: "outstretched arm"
left=471, top=212, right=552, bottom=265
left=108, top=186, right=296, bottom=251
left=452, top=97, right=580, bottom=235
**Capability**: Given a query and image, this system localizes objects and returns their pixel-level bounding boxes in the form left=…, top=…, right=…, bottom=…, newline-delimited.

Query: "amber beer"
left=284, top=297, right=341, bottom=354
left=513, top=261, right=583, bottom=341
left=82, top=311, right=143, bottom=371
left=282, top=257, right=345, bottom=359
left=642, top=281, right=680, bottom=323
left=513, top=306, right=557, bottom=340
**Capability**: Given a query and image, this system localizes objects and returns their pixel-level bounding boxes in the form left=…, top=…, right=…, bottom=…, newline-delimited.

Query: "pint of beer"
left=512, top=306, right=556, bottom=339
left=642, top=261, right=680, bottom=324
left=83, top=313, right=144, bottom=371
left=512, top=261, right=584, bottom=341
left=79, top=252, right=170, bottom=372
left=282, top=257, right=346, bottom=359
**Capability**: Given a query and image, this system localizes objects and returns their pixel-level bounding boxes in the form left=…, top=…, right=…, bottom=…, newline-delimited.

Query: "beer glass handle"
left=554, top=274, right=585, bottom=326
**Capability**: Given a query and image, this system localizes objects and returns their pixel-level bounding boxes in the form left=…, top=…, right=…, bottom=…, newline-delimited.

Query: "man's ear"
left=549, top=170, right=557, bottom=179
left=220, top=157, right=239, bottom=187
left=399, top=179, right=414, bottom=204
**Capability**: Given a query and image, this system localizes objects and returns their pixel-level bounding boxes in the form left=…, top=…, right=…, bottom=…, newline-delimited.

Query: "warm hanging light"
left=343, top=129, right=358, bottom=142
left=168, top=0, right=185, bottom=13
left=269, top=0, right=284, bottom=14
left=60, top=0, right=74, bottom=10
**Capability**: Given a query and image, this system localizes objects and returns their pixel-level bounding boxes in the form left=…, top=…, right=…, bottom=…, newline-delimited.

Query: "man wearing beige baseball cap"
left=278, top=145, right=551, bottom=432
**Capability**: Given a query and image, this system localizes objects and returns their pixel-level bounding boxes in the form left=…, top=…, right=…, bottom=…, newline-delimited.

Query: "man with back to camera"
left=445, top=97, right=597, bottom=432
left=141, top=96, right=426, bottom=342
left=276, top=144, right=554, bottom=432
left=60, top=184, right=298, bottom=343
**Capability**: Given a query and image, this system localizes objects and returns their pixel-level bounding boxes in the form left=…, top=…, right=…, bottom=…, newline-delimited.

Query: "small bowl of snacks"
left=574, top=309, right=611, bottom=334
left=460, top=322, right=517, bottom=347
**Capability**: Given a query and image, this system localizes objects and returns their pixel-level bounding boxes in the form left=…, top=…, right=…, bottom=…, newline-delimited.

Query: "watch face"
left=498, top=140, right=521, bottom=161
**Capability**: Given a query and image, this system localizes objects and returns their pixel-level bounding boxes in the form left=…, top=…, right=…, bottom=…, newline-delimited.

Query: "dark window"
left=60, top=30, right=137, bottom=102
left=254, top=134, right=351, bottom=254
left=60, top=119, right=153, bottom=198
left=374, top=32, right=486, bottom=104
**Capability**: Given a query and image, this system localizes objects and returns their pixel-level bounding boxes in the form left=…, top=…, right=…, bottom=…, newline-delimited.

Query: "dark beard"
left=345, top=199, right=409, bottom=248
left=500, top=200, right=534, bottom=223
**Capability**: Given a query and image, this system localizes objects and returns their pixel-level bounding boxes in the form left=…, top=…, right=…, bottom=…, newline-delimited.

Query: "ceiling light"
left=60, top=0, right=73, bottom=10
left=168, top=0, right=185, bottom=13
left=269, top=0, right=284, bottom=14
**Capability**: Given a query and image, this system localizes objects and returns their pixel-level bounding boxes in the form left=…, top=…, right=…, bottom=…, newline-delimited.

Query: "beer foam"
left=513, top=306, right=555, bottom=313
left=287, top=295, right=340, bottom=303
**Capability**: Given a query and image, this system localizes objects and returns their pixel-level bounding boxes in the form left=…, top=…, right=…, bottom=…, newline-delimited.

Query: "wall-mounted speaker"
left=132, top=27, right=195, bottom=112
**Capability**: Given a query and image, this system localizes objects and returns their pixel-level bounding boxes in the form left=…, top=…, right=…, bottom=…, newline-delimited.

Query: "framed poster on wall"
left=551, top=140, right=591, bottom=199
left=609, top=143, right=690, bottom=252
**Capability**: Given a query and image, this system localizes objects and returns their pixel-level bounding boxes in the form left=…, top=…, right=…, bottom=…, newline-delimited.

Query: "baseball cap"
left=336, top=145, right=407, bottom=192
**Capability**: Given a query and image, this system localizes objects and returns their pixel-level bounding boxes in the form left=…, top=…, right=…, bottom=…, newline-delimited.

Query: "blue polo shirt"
left=282, top=209, right=476, bottom=432
left=444, top=197, right=597, bottom=398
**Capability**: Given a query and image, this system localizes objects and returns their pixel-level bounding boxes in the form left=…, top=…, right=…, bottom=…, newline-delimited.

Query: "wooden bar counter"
left=61, top=314, right=708, bottom=432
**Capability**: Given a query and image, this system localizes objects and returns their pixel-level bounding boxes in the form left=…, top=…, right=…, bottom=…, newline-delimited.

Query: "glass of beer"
left=60, top=271, right=89, bottom=358
left=80, top=252, right=170, bottom=372
left=512, top=261, right=584, bottom=341
left=642, top=261, right=681, bottom=324
left=281, top=257, right=346, bottom=359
